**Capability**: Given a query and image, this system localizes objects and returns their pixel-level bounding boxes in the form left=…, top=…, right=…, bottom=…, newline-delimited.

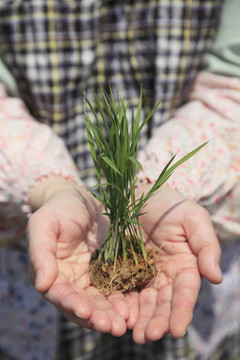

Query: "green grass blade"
left=135, top=87, right=142, bottom=133
left=85, top=119, right=101, bottom=180
left=90, top=192, right=109, bottom=207
left=99, top=154, right=122, bottom=176
left=100, top=85, right=116, bottom=121
left=135, top=99, right=162, bottom=139
left=92, top=89, right=110, bottom=135
left=84, top=92, right=103, bottom=129
left=126, top=218, right=142, bottom=226
left=128, top=156, right=143, bottom=171
left=88, top=182, right=123, bottom=195
left=146, top=141, right=209, bottom=197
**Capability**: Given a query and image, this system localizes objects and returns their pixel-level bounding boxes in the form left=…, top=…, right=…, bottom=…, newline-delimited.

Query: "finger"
left=145, top=284, right=172, bottom=341
left=61, top=310, right=100, bottom=331
left=169, top=268, right=201, bottom=338
left=45, top=283, right=124, bottom=334
left=84, top=287, right=127, bottom=336
left=61, top=307, right=127, bottom=337
left=184, top=206, right=223, bottom=283
left=88, top=291, right=127, bottom=336
left=198, top=245, right=222, bottom=284
left=125, top=289, right=139, bottom=329
left=132, top=288, right=157, bottom=344
left=108, top=292, right=130, bottom=320
left=61, top=308, right=112, bottom=333
left=95, top=309, right=127, bottom=337
left=27, top=213, right=58, bottom=292
left=45, top=282, right=92, bottom=320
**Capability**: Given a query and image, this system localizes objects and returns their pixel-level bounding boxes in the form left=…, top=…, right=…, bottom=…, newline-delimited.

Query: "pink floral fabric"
left=0, top=82, right=82, bottom=360
left=138, top=71, right=240, bottom=357
left=0, top=83, right=81, bottom=227
left=138, top=71, right=240, bottom=243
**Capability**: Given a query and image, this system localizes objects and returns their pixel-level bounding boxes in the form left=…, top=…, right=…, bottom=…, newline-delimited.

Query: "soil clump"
left=89, top=245, right=158, bottom=296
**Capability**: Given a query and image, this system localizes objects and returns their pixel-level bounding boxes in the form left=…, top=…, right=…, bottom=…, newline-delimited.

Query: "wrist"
left=29, top=175, right=86, bottom=211
left=135, top=181, right=169, bottom=198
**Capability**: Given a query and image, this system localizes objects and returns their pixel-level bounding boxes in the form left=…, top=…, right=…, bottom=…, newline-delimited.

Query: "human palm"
left=128, top=186, right=222, bottom=344
left=28, top=189, right=130, bottom=337
left=28, top=186, right=222, bottom=343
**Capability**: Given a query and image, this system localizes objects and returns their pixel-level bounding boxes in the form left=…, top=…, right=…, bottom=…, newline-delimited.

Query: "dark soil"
left=89, top=247, right=158, bottom=296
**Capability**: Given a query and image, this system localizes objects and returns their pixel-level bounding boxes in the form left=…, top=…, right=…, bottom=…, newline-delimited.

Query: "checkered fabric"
left=0, top=0, right=222, bottom=189
left=2, top=1, right=238, bottom=360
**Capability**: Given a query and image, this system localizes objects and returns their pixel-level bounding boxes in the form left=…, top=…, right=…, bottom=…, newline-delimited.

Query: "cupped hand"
left=27, top=185, right=129, bottom=337
left=27, top=180, right=222, bottom=343
left=128, top=186, right=223, bottom=344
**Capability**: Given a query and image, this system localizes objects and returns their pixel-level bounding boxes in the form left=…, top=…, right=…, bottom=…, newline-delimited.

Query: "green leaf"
left=84, top=84, right=209, bottom=265
left=126, top=218, right=142, bottom=226
left=85, top=119, right=101, bottom=180
left=84, top=91, right=103, bottom=130
left=135, top=86, right=142, bottom=133
left=128, top=156, right=143, bottom=171
left=99, top=154, right=122, bottom=176
left=90, top=192, right=108, bottom=207
left=93, top=122, right=111, bottom=155
left=162, top=142, right=208, bottom=182
left=100, top=85, right=115, bottom=121
left=88, top=182, right=122, bottom=194
left=147, top=153, right=177, bottom=194
left=146, top=141, right=209, bottom=200
left=135, top=99, right=162, bottom=139
left=92, top=89, right=110, bottom=135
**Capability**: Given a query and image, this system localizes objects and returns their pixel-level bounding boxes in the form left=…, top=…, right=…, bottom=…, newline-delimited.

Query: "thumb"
left=197, top=244, right=223, bottom=284
left=184, top=205, right=223, bottom=284
left=27, top=211, right=58, bottom=292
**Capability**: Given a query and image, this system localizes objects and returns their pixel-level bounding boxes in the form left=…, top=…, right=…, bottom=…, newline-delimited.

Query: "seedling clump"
left=84, top=86, right=206, bottom=296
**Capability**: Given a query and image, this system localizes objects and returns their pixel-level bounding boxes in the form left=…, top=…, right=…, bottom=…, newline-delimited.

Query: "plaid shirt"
left=2, top=1, right=238, bottom=360
left=0, top=0, right=222, bottom=188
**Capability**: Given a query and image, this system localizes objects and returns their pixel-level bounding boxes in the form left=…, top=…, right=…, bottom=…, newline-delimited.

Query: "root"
left=89, top=249, right=158, bottom=296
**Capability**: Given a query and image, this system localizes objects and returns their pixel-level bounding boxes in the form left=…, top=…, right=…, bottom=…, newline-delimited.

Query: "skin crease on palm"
left=27, top=178, right=223, bottom=345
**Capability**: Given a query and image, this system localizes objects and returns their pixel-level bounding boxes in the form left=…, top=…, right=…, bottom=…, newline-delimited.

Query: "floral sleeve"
left=138, top=72, right=240, bottom=242
left=0, top=82, right=82, bottom=213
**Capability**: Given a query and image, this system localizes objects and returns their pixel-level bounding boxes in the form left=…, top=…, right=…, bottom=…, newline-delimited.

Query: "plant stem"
left=84, top=86, right=208, bottom=268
